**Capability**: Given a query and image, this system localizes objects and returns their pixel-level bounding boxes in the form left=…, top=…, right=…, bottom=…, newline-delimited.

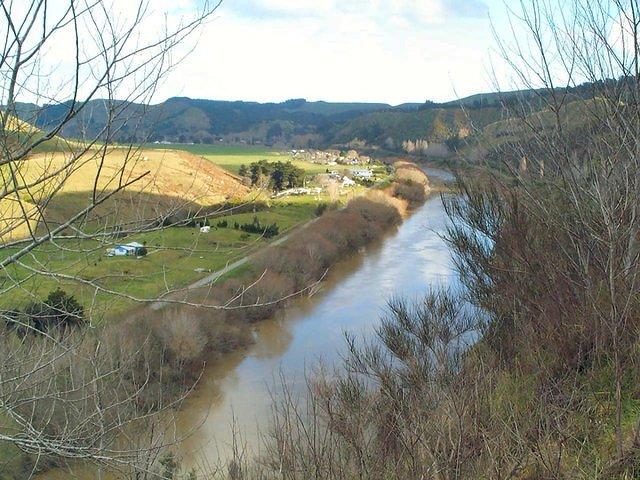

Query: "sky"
left=154, top=0, right=509, bottom=105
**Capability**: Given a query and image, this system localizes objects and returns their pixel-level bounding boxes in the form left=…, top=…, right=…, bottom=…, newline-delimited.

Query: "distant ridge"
left=11, top=81, right=604, bottom=152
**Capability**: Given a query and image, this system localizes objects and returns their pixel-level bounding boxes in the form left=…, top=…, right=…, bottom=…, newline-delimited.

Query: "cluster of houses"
left=291, top=149, right=372, bottom=166
left=291, top=149, right=339, bottom=164
left=272, top=187, right=323, bottom=198
left=272, top=166, right=374, bottom=198
left=325, top=168, right=373, bottom=186
left=106, top=242, right=146, bottom=257
left=341, top=150, right=372, bottom=165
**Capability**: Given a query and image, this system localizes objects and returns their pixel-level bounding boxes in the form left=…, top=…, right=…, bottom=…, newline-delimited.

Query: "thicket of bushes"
left=3, top=288, right=85, bottom=334
left=236, top=216, right=279, bottom=238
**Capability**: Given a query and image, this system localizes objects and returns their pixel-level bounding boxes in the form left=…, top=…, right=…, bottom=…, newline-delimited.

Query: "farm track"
left=150, top=217, right=318, bottom=310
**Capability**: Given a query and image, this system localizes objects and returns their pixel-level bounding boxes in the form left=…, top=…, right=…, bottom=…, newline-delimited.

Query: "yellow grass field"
left=0, top=147, right=249, bottom=241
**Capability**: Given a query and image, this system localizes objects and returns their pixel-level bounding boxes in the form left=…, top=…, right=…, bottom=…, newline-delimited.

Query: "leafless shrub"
left=394, top=161, right=430, bottom=187
left=247, top=290, right=486, bottom=480
left=392, top=180, right=427, bottom=206
left=156, top=312, right=208, bottom=364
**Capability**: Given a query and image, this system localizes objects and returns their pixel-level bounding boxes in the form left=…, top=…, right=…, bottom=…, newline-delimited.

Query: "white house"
left=349, top=168, right=373, bottom=180
left=106, top=242, right=146, bottom=257
left=341, top=176, right=356, bottom=187
left=200, top=226, right=211, bottom=233
left=107, top=246, right=130, bottom=257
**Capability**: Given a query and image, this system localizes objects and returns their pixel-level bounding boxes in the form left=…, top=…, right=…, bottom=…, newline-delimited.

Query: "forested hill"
left=14, top=97, right=419, bottom=146
left=14, top=81, right=604, bottom=153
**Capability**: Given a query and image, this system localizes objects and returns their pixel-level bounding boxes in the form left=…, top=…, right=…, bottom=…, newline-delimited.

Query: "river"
left=41, top=168, right=458, bottom=478
left=173, top=170, right=458, bottom=473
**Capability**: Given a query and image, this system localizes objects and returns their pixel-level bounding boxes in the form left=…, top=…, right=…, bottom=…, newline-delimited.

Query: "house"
left=106, top=242, right=146, bottom=257
left=107, top=246, right=130, bottom=257
left=349, top=168, right=373, bottom=180
left=342, top=176, right=356, bottom=187
left=200, top=226, right=211, bottom=233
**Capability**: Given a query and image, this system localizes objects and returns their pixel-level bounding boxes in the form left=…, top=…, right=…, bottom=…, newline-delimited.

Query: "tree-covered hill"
left=13, top=81, right=607, bottom=154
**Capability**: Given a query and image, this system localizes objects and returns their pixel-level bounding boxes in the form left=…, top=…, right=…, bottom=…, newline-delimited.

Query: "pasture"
left=0, top=197, right=324, bottom=319
left=1, top=144, right=366, bottom=319
left=144, top=143, right=351, bottom=176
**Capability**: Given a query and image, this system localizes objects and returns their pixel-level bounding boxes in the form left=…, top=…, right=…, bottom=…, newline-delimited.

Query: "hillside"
left=12, top=81, right=607, bottom=159
left=15, top=98, right=412, bottom=147
left=14, top=96, right=507, bottom=151
left=0, top=146, right=248, bottom=242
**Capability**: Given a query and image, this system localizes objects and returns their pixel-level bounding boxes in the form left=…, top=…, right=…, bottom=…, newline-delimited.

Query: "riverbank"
left=169, top=191, right=457, bottom=473
left=8, top=161, right=435, bottom=479
left=121, top=162, right=432, bottom=382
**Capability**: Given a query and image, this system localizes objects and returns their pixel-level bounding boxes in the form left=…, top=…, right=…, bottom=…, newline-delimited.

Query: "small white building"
left=200, top=226, right=211, bottom=233
left=349, top=168, right=374, bottom=180
left=342, top=176, right=356, bottom=187
left=106, top=242, right=145, bottom=257
left=107, top=246, right=130, bottom=257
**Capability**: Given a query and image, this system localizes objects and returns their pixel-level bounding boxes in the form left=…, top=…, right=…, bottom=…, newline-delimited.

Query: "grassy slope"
left=1, top=145, right=250, bottom=242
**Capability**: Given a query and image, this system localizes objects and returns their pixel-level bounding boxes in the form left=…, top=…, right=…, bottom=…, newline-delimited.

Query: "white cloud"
left=151, top=0, right=495, bottom=104
left=6, top=0, right=496, bottom=105
left=227, top=0, right=463, bottom=25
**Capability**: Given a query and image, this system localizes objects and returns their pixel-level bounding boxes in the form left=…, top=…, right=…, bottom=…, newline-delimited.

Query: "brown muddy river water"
left=175, top=184, right=458, bottom=472
left=43, top=169, right=458, bottom=478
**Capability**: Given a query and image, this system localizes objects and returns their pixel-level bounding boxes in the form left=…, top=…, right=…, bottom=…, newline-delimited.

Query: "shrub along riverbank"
left=125, top=161, right=430, bottom=386
left=0, top=162, right=431, bottom=478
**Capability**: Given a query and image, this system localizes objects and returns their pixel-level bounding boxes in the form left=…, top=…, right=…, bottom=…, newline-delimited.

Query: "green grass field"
left=0, top=198, right=325, bottom=320
left=144, top=143, right=351, bottom=176
left=1, top=144, right=370, bottom=320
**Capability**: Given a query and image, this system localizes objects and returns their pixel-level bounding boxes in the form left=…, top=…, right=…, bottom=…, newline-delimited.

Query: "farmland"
left=0, top=196, right=333, bottom=319
left=0, top=147, right=249, bottom=241
left=144, top=143, right=353, bottom=176
left=0, top=143, right=370, bottom=319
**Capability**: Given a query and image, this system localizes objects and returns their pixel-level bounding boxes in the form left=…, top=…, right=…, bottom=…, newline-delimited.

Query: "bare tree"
left=485, top=0, right=640, bottom=461
left=0, top=0, right=237, bottom=476
left=440, top=0, right=640, bottom=471
left=0, top=0, right=277, bottom=315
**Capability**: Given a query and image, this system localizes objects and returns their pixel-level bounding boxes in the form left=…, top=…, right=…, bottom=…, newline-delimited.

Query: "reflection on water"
left=174, top=193, right=458, bottom=472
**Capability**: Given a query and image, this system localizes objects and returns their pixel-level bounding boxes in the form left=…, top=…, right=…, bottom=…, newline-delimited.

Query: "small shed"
left=106, top=242, right=146, bottom=257
left=342, top=176, right=356, bottom=187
